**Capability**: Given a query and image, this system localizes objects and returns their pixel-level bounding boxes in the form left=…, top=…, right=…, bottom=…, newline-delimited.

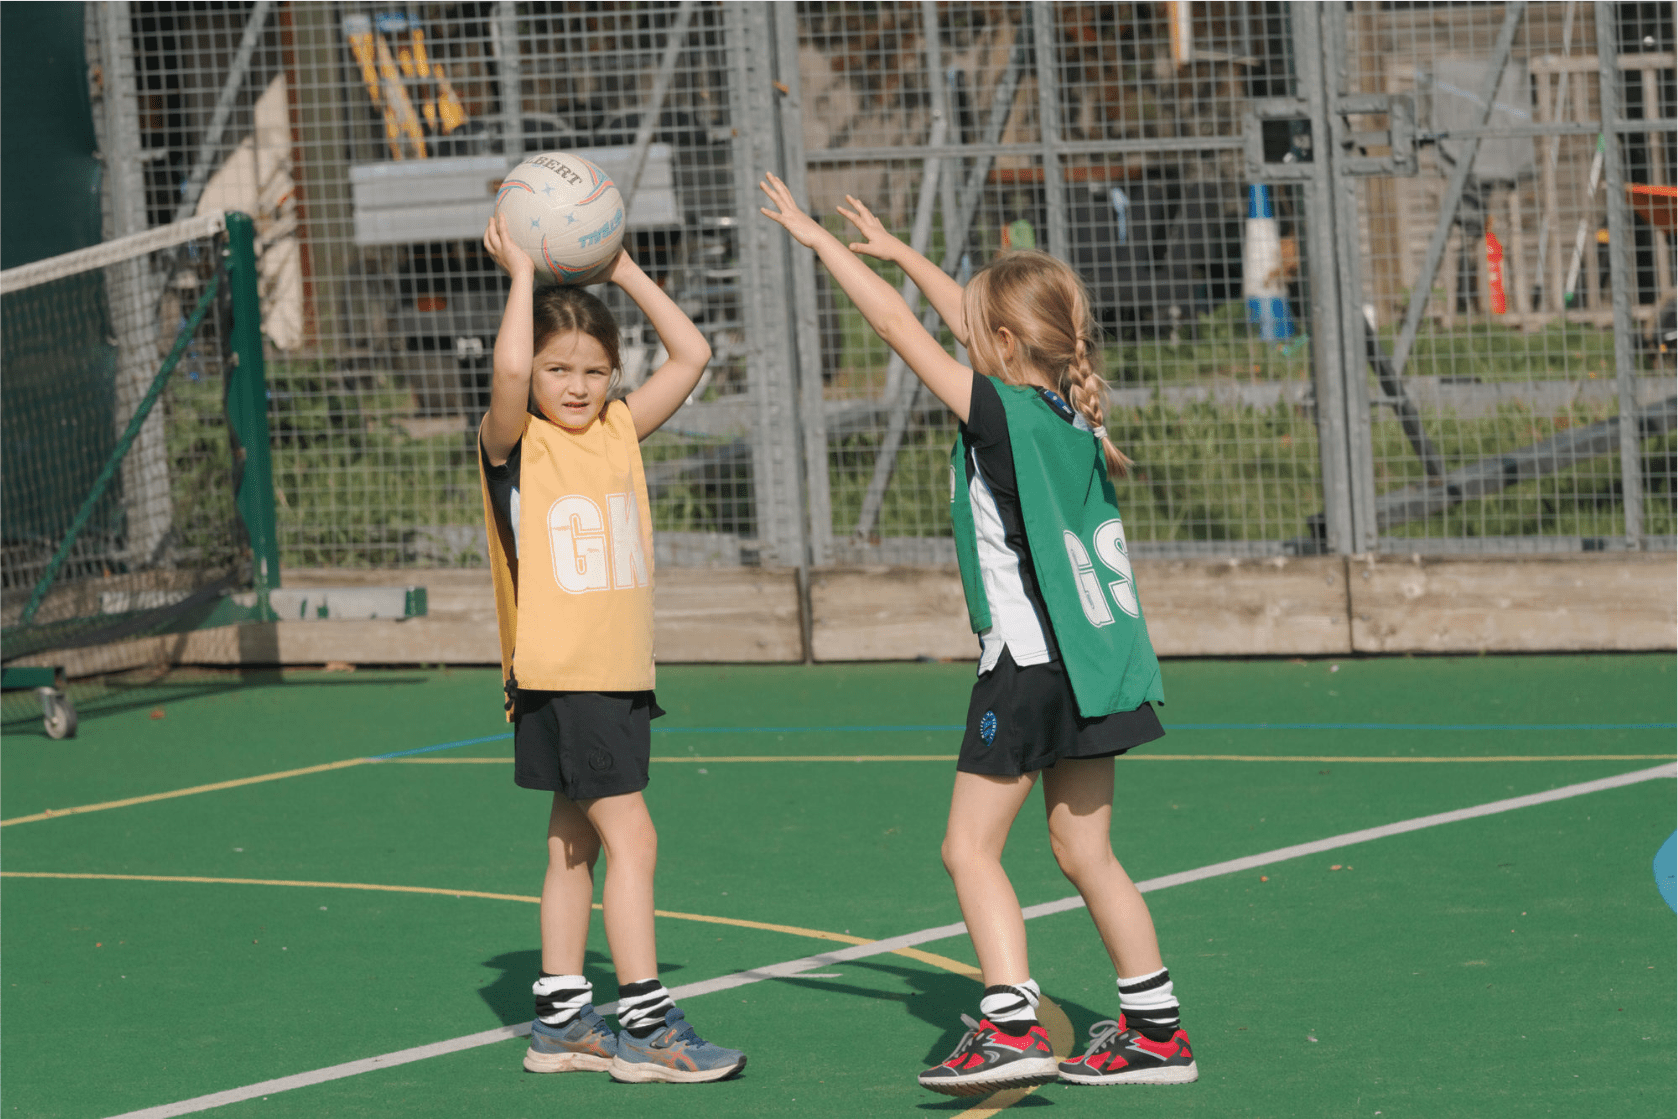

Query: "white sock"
left=532, top=973, right=591, bottom=1028
left=980, top=979, right=1041, bottom=1031
left=1117, top=967, right=1180, bottom=1037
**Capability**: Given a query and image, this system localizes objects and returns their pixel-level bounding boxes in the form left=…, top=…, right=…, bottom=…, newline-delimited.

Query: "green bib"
left=949, top=380, right=1164, bottom=718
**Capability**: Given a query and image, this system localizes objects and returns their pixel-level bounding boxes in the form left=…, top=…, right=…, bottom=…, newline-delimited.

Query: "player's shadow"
left=478, top=948, right=689, bottom=1026
left=774, top=958, right=1104, bottom=1111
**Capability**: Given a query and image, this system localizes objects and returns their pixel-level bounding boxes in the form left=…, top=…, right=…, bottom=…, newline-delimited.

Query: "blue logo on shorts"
left=980, top=711, right=997, bottom=746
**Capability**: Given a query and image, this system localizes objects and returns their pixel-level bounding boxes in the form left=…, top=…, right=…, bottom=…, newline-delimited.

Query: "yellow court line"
left=2, top=869, right=1059, bottom=1118
left=1, top=871, right=542, bottom=904
left=0, top=873, right=865, bottom=940
left=1126, top=754, right=1676, bottom=763
left=11, top=751, right=1670, bottom=829
left=0, top=872, right=886, bottom=945
left=399, top=753, right=1677, bottom=765
left=0, top=758, right=372, bottom=828
left=397, top=755, right=960, bottom=764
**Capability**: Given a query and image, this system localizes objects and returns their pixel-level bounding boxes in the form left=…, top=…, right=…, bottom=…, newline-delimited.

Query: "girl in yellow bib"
left=479, top=213, right=745, bottom=1084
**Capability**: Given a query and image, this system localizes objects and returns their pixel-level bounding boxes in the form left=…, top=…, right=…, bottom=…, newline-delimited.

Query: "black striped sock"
left=532, top=972, right=591, bottom=1027
left=616, top=978, right=674, bottom=1038
left=1118, top=968, right=1181, bottom=1042
left=980, top=980, right=1041, bottom=1037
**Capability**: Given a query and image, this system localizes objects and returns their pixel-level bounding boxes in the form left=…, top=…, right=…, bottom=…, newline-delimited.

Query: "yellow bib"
left=480, top=400, right=655, bottom=712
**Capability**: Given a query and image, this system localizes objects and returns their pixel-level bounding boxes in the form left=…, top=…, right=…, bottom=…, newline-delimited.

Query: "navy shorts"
left=513, top=689, right=664, bottom=800
left=958, top=649, right=1163, bottom=777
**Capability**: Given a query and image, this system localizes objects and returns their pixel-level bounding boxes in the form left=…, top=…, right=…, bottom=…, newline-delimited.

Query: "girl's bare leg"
left=540, top=793, right=601, bottom=975
left=1040, top=756, right=1164, bottom=977
left=580, top=790, right=660, bottom=983
left=941, top=770, right=1039, bottom=986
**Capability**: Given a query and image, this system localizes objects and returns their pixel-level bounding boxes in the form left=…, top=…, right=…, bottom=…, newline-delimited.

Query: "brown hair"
left=531, top=284, right=622, bottom=394
left=961, top=250, right=1130, bottom=478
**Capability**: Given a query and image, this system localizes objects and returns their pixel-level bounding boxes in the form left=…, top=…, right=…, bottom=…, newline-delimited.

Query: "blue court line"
left=1166, top=722, right=1678, bottom=732
left=652, top=721, right=1677, bottom=734
left=375, top=721, right=1677, bottom=759
left=370, top=734, right=514, bottom=760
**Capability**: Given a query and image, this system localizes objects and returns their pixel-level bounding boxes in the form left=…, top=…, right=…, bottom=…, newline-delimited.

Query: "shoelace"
left=1081, top=1019, right=1124, bottom=1053
left=944, top=1013, right=986, bottom=1064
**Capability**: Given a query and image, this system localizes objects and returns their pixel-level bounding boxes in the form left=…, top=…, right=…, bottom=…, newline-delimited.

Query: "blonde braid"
left=1064, top=335, right=1131, bottom=478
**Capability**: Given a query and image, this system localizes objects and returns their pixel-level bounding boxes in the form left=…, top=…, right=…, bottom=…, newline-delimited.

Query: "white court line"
left=106, top=763, right=1675, bottom=1119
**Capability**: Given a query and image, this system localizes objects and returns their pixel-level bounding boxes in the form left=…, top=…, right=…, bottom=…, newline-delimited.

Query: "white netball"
left=494, top=151, right=625, bottom=285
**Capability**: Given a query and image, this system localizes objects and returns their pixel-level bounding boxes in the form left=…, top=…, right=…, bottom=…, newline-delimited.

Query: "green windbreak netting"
left=2, top=217, right=250, bottom=663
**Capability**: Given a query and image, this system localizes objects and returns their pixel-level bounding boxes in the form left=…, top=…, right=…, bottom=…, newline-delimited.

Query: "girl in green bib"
left=761, top=175, right=1196, bottom=1096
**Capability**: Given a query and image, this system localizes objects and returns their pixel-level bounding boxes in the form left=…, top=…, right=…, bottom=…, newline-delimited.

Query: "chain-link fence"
left=1342, top=0, right=1676, bottom=554
left=79, top=2, right=1676, bottom=575
left=797, top=2, right=1318, bottom=563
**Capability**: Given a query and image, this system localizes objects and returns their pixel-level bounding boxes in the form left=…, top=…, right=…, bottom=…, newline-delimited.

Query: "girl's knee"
left=940, top=831, right=998, bottom=878
left=1048, top=829, right=1113, bottom=883
left=603, top=815, right=658, bottom=872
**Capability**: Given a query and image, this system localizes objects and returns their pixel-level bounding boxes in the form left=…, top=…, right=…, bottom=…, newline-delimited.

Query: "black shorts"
left=513, top=689, right=665, bottom=800
left=958, top=648, right=1163, bottom=777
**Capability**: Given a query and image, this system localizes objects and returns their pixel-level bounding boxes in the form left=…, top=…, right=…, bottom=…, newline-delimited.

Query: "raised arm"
left=617, top=251, right=711, bottom=440
left=481, top=212, right=533, bottom=466
left=759, top=174, right=972, bottom=423
left=839, top=195, right=969, bottom=347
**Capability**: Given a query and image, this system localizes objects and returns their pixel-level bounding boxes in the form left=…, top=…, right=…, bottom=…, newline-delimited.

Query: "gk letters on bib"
left=480, top=400, right=656, bottom=702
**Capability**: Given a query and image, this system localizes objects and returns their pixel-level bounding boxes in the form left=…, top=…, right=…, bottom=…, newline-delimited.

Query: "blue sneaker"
left=523, top=1007, right=618, bottom=1073
left=609, top=1007, right=746, bottom=1084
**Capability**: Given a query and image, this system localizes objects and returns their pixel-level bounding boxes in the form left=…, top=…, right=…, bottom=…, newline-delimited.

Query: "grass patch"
left=1388, top=317, right=1621, bottom=383
left=169, top=309, right=1661, bottom=569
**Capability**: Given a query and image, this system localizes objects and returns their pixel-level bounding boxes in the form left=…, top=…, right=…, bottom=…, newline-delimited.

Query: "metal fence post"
left=1323, top=5, right=1379, bottom=553
left=1295, top=2, right=1357, bottom=555
left=728, top=1, right=808, bottom=568
left=1595, top=4, right=1644, bottom=549
left=1030, top=2, right=1069, bottom=257
left=773, top=6, right=833, bottom=569
left=224, top=212, right=282, bottom=593
left=494, top=2, right=524, bottom=158
left=90, top=2, right=176, bottom=567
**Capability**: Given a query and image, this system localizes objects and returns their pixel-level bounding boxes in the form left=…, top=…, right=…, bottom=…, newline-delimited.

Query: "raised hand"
left=758, top=172, right=829, bottom=249
left=837, top=195, right=904, bottom=263
left=483, top=212, right=534, bottom=281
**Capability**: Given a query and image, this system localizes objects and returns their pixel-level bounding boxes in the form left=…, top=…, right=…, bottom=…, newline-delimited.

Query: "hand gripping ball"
left=494, top=151, right=625, bottom=285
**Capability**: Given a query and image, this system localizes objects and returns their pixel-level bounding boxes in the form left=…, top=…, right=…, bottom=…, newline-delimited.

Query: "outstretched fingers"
left=758, top=172, right=828, bottom=247
left=758, top=171, right=796, bottom=220
left=839, top=195, right=895, bottom=258
left=843, top=195, right=881, bottom=228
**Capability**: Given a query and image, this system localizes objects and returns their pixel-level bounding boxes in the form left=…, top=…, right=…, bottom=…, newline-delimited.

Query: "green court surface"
left=2, top=655, right=1674, bottom=1119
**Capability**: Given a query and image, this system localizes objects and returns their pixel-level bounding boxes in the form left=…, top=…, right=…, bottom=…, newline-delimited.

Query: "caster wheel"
left=37, top=687, right=77, bottom=739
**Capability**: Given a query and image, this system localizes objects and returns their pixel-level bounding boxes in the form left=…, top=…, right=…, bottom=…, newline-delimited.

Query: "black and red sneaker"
left=1058, top=1015, right=1198, bottom=1085
left=917, top=1014, right=1059, bottom=1097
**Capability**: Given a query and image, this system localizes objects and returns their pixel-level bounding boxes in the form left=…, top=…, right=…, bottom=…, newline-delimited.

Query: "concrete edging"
left=11, top=554, right=1672, bottom=675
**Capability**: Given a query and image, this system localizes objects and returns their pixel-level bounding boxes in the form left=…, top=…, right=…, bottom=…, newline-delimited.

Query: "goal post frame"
left=223, top=211, right=280, bottom=596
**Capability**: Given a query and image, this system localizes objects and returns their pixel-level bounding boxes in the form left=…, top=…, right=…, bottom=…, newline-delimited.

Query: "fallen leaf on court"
left=149, top=709, right=165, bottom=720
left=1260, top=875, right=1269, bottom=882
left=324, top=661, right=355, bottom=673
left=1330, top=864, right=1343, bottom=871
